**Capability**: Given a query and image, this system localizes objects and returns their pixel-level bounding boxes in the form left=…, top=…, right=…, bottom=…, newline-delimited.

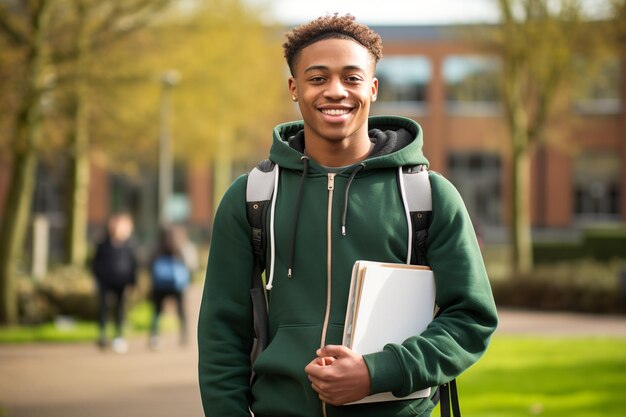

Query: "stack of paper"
left=342, top=261, right=436, bottom=404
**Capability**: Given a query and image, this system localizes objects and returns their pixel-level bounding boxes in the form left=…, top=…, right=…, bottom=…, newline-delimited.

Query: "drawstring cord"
left=285, top=158, right=362, bottom=278
left=287, top=156, right=309, bottom=277
left=341, top=164, right=365, bottom=235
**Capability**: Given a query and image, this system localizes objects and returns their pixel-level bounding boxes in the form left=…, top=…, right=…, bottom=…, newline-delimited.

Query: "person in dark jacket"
left=91, top=212, right=138, bottom=353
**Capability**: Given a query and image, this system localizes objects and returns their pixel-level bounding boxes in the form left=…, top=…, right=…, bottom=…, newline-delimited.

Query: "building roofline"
left=370, top=24, right=495, bottom=42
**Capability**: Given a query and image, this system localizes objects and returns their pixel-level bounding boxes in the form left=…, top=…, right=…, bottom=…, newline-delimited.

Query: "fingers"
left=304, top=345, right=370, bottom=405
left=316, top=344, right=350, bottom=359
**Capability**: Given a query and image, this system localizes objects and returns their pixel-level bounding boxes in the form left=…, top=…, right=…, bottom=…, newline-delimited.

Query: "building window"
left=373, top=55, right=431, bottom=115
left=573, top=152, right=621, bottom=222
left=448, top=152, right=502, bottom=227
left=572, top=56, right=622, bottom=115
left=443, top=55, right=502, bottom=115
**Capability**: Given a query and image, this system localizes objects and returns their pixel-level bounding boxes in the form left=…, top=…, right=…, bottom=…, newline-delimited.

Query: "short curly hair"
left=283, top=14, right=383, bottom=75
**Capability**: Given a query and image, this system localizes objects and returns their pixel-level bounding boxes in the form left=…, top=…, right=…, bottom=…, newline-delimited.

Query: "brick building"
left=369, top=25, right=625, bottom=243
left=1, top=23, right=623, bottom=258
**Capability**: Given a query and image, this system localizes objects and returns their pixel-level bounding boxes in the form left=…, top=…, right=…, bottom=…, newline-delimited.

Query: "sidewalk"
left=0, top=284, right=206, bottom=417
left=1, top=285, right=625, bottom=417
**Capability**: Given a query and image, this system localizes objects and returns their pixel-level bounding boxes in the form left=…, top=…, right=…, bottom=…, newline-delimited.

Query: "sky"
left=246, top=0, right=611, bottom=26
left=249, top=0, right=501, bottom=25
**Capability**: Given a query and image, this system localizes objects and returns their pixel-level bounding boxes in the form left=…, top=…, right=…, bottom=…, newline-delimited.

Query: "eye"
left=345, top=75, right=363, bottom=83
left=309, top=76, right=326, bottom=84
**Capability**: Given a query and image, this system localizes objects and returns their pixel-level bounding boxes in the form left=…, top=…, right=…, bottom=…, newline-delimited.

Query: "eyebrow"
left=303, top=64, right=366, bottom=73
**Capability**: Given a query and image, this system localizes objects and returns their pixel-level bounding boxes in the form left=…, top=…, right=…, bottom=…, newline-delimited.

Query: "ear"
left=371, top=77, right=379, bottom=102
left=288, top=77, right=297, bottom=101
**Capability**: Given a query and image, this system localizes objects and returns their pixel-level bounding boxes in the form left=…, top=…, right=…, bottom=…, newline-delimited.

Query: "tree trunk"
left=213, top=128, right=233, bottom=214
left=511, top=136, right=534, bottom=276
left=66, top=2, right=90, bottom=267
left=66, top=90, right=90, bottom=266
left=0, top=152, right=39, bottom=324
left=0, top=1, right=52, bottom=324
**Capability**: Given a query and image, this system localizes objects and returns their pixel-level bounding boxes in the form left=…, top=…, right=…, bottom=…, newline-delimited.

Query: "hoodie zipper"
left=320, top=173, right=335, bottom=417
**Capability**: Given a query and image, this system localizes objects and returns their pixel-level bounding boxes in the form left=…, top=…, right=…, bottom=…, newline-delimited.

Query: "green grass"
left=0, top=301, right=176, bottom=344
left=2, top=315, right=626, bottom=417
left=446, top=336, right=626, bottom=417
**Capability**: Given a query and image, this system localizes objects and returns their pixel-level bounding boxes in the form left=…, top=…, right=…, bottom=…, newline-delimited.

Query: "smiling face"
left=288, top=37, right=378, bottom=163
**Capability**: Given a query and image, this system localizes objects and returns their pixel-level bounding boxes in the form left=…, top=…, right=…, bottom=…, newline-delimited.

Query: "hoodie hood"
left=262, top=115, right=430, bottom=287
left=269, top=115, right=429, bottom=171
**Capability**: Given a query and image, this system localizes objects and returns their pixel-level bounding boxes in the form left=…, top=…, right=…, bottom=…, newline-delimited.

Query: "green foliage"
left=15, top=265, right=153, bottom=324
left=18, top=266, right=98, bottom=323
left=534, top=227, right=626, bottom=264
left=533, top=241, right=584, bottom=263
left=85, top=0, right=289, bottom=171
left=492, top=259, right=626, bottom=314
left=583, top=227, right=626, bottom=261
left=451, top=336, right=626, bottom=417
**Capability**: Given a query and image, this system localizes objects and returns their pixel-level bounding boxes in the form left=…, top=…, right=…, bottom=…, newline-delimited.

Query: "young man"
left=198, top=14, right=498, bottom=417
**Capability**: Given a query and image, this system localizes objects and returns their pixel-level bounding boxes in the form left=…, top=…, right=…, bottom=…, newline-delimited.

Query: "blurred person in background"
left=174, top=224, right=200, bottom=275
left=91, top=212, right=138, bottom=354
left=148, top=225, right=195, bottom=350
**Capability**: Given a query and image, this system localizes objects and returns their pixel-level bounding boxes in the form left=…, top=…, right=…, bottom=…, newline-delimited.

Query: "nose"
left=323, top=78, right=348, bottom=100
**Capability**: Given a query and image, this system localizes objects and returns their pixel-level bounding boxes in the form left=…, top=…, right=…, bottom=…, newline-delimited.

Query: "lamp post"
left=158, top=70, right=180, bottom=226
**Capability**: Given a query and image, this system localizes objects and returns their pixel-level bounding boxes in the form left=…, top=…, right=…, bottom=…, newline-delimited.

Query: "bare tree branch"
left=0, top=3, right=30, bottom=45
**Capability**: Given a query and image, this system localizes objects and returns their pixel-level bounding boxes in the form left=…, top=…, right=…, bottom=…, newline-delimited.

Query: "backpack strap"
left=246, top=159, right=277, bottom=279
left=399, top=165, right=432, bottom=266
left=402, top=173, right=461, bottom=417
left=440, top=379, right=461, bottom=417
left=246, top=160, right=277, bottom=360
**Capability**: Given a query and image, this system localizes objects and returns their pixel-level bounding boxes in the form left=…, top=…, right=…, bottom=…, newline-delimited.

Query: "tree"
left=0, top=0, right=172, bottom=323
left=57, top=0, right=172, bottom=266
left=611, top=1, right=626, bottom=56
left=491, top=0, right=603, bottom=275
left=125, top=0, right=289, bottom=200
left=0, top=0, right=290, bottom=323
left=0, top=0, right=54, bottom=324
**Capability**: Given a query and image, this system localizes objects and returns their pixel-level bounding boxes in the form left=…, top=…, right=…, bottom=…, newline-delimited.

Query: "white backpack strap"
left=398, top=165, right=432, bottom=265
left=246, top=161, right=277, bottom=203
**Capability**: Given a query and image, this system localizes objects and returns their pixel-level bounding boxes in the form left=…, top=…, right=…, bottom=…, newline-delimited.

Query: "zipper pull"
left=327, top=173, right=335, bottom=191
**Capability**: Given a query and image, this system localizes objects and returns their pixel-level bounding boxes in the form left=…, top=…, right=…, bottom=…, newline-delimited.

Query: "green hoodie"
left=198, top=116, right=498, bottom=417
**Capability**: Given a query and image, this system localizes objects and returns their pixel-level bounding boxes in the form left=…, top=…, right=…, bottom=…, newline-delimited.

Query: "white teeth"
left=321, top=108, right=350, bottom=116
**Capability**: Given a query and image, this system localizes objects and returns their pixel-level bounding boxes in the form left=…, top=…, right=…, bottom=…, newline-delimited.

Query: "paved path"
left=1, top=284, right=625, bottom=417
left=0, top=284, right=206, bottom=417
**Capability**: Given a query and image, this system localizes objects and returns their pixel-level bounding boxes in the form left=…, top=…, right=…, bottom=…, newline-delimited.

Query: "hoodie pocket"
left=251, top=323, right=324, bottom=416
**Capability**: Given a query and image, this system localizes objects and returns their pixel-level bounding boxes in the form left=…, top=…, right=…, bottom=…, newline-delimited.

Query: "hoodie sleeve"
left=198, top=175, right=256, bottom=417
left=363, top=172, right=498, bottom=396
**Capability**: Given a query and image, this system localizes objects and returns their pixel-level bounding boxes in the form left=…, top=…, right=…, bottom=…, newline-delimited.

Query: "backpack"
left=151, top=256, right=190, bottom=292
left=245, top=160, right=460, bottom=415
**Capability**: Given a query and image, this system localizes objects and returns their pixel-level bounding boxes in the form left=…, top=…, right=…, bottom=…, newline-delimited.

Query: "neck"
left=303, top=130, right=372, bottom=167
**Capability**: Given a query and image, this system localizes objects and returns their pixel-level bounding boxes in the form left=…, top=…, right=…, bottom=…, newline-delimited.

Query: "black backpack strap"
left=440, top=379, right=461, bottom=417
left=246, top=160, right=276, bottom=358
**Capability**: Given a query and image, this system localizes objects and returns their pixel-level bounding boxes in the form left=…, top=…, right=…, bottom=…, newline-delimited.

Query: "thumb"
left=318, top=344, right=350, bottom=358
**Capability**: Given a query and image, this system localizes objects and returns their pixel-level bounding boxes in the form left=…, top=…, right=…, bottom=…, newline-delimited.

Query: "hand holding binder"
left=342, top=261, right=437, bottom=404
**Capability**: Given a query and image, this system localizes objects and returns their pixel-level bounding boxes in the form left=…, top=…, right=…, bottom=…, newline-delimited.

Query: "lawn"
left=1, top=314, right=625, bottom=417
left=449, top=335, right=626, bottom=417
left=0, top=300, right=176, bottom=343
